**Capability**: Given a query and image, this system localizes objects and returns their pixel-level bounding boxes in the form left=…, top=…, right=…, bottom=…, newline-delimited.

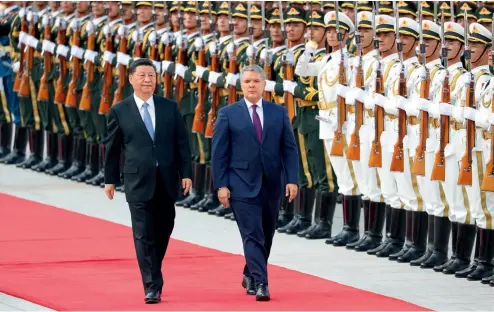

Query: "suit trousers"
left=128, top=167, right=175, bottom=294
left=231, top=176, right=280, bottom=286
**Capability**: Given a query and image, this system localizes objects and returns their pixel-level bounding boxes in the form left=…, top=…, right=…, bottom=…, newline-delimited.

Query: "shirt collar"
left=134, top=93, right=154, bottom=110
left=4, top=5, right=18, bottom=15
left=219, top=34, right=232, bottom=44
left=245, top=98, right=263, bottom=110
left=93, top=15, right=107, bottom=26
left=109, top=18, right=122, bottom=27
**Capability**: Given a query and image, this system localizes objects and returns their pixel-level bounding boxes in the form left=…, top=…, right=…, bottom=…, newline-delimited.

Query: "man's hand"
left=286, top=184, right=298, bottom=203
left=105, top=184, right=116, bottom=200
left=182, top=178, right=192, bottom=195
left=218, top=187, right=230, bottom=208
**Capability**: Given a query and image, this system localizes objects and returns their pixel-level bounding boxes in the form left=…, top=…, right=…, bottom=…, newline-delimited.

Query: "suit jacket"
left=212, top=98, right=299, bottom=199
left=104, top=94, right=192, bottom=203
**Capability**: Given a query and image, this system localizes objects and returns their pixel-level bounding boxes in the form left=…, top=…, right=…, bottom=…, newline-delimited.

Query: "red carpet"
left=0, top=193, right=427, bottom=311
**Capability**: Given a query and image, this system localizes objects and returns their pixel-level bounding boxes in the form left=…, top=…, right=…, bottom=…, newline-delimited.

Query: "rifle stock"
left=65, top=27, right=80, bottom=108
left=14, top=13, right=28, bottom=92
left=37, top=22, right=52, bottom=102
left=283, top=61, right=295, bottom=121
left=79, top=30, right=95, bottom=111
left=263, top=58, right=272, bottom=101
left=192, top=44, right=207, bottom=134
left=369, top=66, right=384, bottom=167
left=112, top=29, right=128, bottom=105
left=54, top=26, right=67, bottom=104
left=457, top=80, right=474, bottom=186
left=98, top=28, right=114, bottom=115
left=205, top=52, right=219, bottom=138
left=430, top=73, right=450, bottom=181
left=19, top=16, right=34, bottom=98
left=411, top=75, right=431, bottom=175
left=175, top=43, right=186, bottom=106
left=481, top=94, right=494, bottom=191
left=347, top=63, right=364, bottom=160
left=330, top=58, right=346, bottom=157
left=227, top=45, right=237, bottom=104
left=163, top=40, right=173, bottom=98
left=390, top=71, right=407, bottom=172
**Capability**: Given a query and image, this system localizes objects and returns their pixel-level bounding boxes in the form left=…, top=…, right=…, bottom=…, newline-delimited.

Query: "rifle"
left=14, top=4, right=28, bottom=92
left=369, top=1, right=384, bottom=168
left=37, top=13, right=53, bottom=102
left=247, top=2, right=256, bottom=65
left=79, top=20, right=96, bottom=111
left=347, top=4, right=363, bottom=161
left=174, top=1, right=186, bottom=106
left=458, top=10, right=474, bottom=186
left=411, top=3, right=430, bottom=176
left=262, top=2, right=273, bottom=101
left=227, top=2, right=237, bottom=104
left=280, top=1, right=295, bottom=122
left=150, top=3, right=159, bottom=95
left=431, top=8, right=450, bottom=181
left=481, top=14, right=494, bottom=191
left=162, top=1, right=173, bottom=98
left=98, top=8, right=113, bottom=115
left=19, top=10, right=36, bottom=98
left=112, top=6, right=128, bottom=106
left=205, top=3, right=220, bottom=138
left=192, top=1, right=207, bottom=134
left=65, top=18, right=81, bottom=108
left=330, top=3, right=346, bottom=157
left=54, top=18, right=67, bottom=104
left=390, top=3, right=406, bottom=172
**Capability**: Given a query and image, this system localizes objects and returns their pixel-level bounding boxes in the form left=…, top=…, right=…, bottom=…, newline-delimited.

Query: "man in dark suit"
left=104, top=58, right=192, bottom=304
left=212, top=65, right=299, bottom=301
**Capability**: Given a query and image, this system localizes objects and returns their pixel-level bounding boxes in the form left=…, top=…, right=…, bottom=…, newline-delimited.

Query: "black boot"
left=367, top=204, right=392, bottom=254
left=32, top=132, right=58, bottom=172
left=176, top=164, right=197, bottom=206
left=410, top=214, right=435, bottom=266
left=420, top=216, right=451, bottom=269
left=198, top=167, right=220, bottom=212
left=355, top=201, right=386, bottom=252
left=285, top=188, right=315, bottom=235
left=444, top=224, right=477, bottom=275
left=297, top=191, right=320, bottom=237
left=434, top=221, right=457, bottom=272
left=467, top=228, right=494, bottom=281
left=389, top=210, right=414, bottom=261
left=455, top=226, right=480, bottom=278
left=17, top=129, right=42, bottom=169
left=347, top=199, right=370, bottom=249
left=1, top=126, right=27, bottom=164
left=305, top=191, right=337, bottom=239
left=333, top=195, right=361, bottom=246
left=59, top=137, right=86, bottom=179
left=0, top=122, right=12, bottom=159
left=397, top=211, right=428, bottom=263
left=207, top=204, right=225, bottom=215
left=278, top=192, right=302, bottom=233
left=72, top=142, right=99, bottom=182
left=46, top=135, right=72, bottom=175
left=183, top=163, right=206, bottom=208
left=190, top=165, right=211, bottom=210
left=376, top=208, right=406, bottom=257
left=277, top=196, right=294, bottom=229
left=86, top=144, right=106, bottom=185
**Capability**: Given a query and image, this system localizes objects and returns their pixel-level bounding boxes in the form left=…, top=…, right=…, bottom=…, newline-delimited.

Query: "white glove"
left=438, top=103, right=453, bottom=116
left=19, top=31, right=27, bottom=45
left=364, top=94, right=375, bottom=110
left=355, top=89, right=368, bottom=104
left=417, top=98, right=431, bottom=112
left=70, top=45, right=84, bottom=59
left=27, top=35, right=39, bottom=48
left=463, top=107, right=477, bottom=121
left=304, top=41, right=316, bottom=56
left=384, top=98, right=398, bottom=115
left=175, top=63, right=188, bottom=78
left=56, top=44, right=69, bottom=58
left=395, top=96, right=408, bottom=111
left=265, top=80, right=276, bottom=92
left=345, top=90, right=356, bottom=105
left=161, top=60, right=173, bottom=74
left=208, top=71, right=221, bottom=85
left=116, top=52, right=131, bottom=66
left=42, top=40, right=56, bottom=54
left=453, top=106, right=464, bottom=122
left=195, top=65, right=207, bottom=79
left=489, top=113, right=494, bottom=126
left=475, top=111, right=489, bottom=129
left=103, top=51, right=115, bottom=64
left=83, top=50, right=97, bottom=63
left=152, top=60, right=161, bottom=73
left=283, top=80, right=297, bottom=94
left=428, top=103, right=440, bottom=119
left=373, top=94, right=387, bottom=108
left=12, top=61, right=19, bottom=73
left=226, top=73, right=239, bottom=86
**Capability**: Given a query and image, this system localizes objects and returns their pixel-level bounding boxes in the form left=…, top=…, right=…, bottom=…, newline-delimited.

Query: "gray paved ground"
left=1, top=163, right=493, bottom=311
left=0, top=293, right=54, bottom=311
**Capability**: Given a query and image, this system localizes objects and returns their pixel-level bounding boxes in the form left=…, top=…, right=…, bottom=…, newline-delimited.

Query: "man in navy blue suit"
left=212, top=65, right=299, bottom=301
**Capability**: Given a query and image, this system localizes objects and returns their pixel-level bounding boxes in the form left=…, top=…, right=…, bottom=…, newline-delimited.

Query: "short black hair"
left=128, top=58, right=156, bottom=75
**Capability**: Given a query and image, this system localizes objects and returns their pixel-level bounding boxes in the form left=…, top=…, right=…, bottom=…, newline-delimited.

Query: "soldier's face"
left=400, top=34, right=417, bottom=55
left=49, top=2, right=58, bottom=10
left=200, top=14, right=214, bottom=31
left=359, top=28, right=373, bottom=49
left=445, top=39, right=463, bottom=61
left=62, top=1, right=73, bottom=14
left=286, top=22, right=305, bottom=42
left=129, top=65, right=157, bottom=96
left=155, top=7, right=165, bottom=25
left=422, top=15, right=434, bottom=22
left=326, top=28, right=346, bottom=48
left=470, top=41, right=489, bottom=63
left=376, top=32, right=395, bottom=53
left=423, top=38, right=439, bottom=58
left=342, top=7, right=354, bottom=22
left=308, top=26, right=325, bottom=44
left=233, top=17, right=248, bottom=35
left=269, top=23, right=283, bottom=43
left=183, top=12, right=196, bottom=29
left=122, top=4, right=133, bottom=21
left=251, top=19, right=263, bottom=38
left=137, top=6, right=152, bottom=24
left=171, top=12, right=179, bottom=28
left=217, top=14, right=229, bottom=32
left=240, top=70, right=265, bottom=104
left=91, top=2, right=105, bottom=17
left=108, top=2, right=119, bottom=19
left=76, top=1, right=89, bottom=13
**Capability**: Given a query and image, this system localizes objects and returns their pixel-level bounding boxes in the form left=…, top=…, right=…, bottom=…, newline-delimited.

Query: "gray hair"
left=240, top=64, right=266, bottom=81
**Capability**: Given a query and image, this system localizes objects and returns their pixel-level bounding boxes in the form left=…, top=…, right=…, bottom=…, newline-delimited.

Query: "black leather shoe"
left=241, top=275, right=256, bottom=295
left=144, top=291, right=161, bottom=304
left=255, top=284, right=270, bottom=301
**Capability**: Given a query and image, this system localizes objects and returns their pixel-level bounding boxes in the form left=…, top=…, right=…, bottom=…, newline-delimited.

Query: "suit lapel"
left=238, top=99, right=259, bottom=144
left=127, top=95, right=153, bottom=143
left=261, top=100, right=271, bottom=144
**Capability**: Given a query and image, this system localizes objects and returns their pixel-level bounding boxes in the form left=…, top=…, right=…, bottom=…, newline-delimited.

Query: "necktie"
left=252, top=104, right=262, bottom=143
left=142, top=102, right=154, bottom=141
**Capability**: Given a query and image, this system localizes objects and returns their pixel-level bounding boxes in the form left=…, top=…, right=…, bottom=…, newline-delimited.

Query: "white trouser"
left=472, top=136, right=494, bottom=229
left=359, top=115, right=383, bottom=202
left=347, top=113, right=365, bottom=197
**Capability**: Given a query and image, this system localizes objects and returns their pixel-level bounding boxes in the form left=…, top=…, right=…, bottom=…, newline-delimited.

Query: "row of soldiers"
left=1, top=0, right=494, bottom=287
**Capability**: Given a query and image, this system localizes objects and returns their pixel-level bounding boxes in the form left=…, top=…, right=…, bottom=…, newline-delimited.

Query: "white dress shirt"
left=245, top=98, right=264, bottom=128
left=133, top=93, right=155, bottom=131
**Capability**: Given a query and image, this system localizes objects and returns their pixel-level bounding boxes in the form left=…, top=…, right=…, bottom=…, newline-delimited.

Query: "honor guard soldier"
left=44, top=2, right=77, bottom=176
left=457, top=21, right=494, bottom=282
left=419, top=1, right=436, bottom=22
left=290, top=8, right=337, bottom=240
left=0, top=3, right=20, bottom=162
left=456, top=2, right=478, bottom=27
left=398, top=1, right=417, bottom=20
left=477, top=5, right=493, bottom=29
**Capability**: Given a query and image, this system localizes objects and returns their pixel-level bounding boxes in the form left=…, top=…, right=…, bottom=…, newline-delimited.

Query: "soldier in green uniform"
left=0, top=3, right=21, bottom=162
left=44, top=2, right=77, bottom=176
